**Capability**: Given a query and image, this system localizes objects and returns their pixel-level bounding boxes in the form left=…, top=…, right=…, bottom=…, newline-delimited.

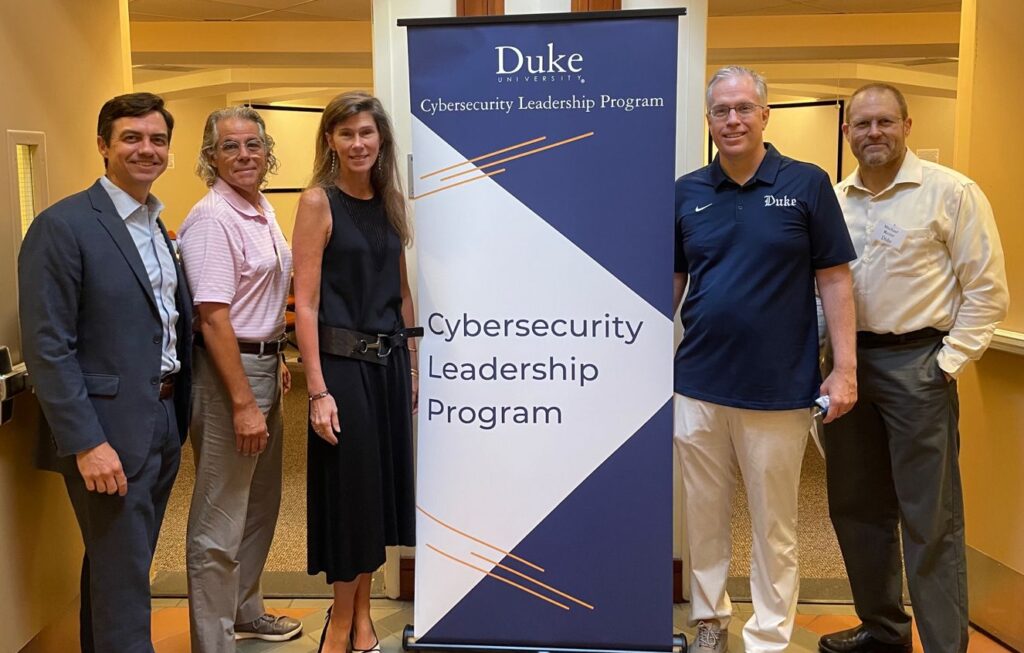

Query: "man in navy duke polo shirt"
left=673, top=66, right=857, bottom=653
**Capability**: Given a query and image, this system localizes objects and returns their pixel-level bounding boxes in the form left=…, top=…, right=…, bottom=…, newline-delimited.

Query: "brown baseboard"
left=674, top=558, right=684, bottom=603
left=399, top=556, right=416, bottom=601
left=399, top=557, right=686, bottom=604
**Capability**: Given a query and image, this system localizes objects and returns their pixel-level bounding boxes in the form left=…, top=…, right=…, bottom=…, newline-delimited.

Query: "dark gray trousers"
left=65, top=396, right=181, bottom=653
left=824, top=336, right=968, bottom=653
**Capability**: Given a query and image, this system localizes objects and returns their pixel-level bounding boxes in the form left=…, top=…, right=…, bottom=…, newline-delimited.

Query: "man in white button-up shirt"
left=819, top=84, right=1009, bottom=653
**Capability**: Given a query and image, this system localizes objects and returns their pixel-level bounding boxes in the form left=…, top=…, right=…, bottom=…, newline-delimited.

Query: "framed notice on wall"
left=252, top=104, right=323, bottom=192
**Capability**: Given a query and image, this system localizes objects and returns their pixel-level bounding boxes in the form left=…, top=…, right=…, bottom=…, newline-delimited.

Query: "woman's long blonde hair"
left=309, top=91, right=411, bottom=245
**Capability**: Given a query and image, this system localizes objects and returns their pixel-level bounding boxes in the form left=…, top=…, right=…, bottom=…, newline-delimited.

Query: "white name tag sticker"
left=871, top=221, right=908, bottom=249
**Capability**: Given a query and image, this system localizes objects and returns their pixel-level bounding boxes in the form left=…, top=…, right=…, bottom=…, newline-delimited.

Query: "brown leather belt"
left=318, top=324, right=423, bottom=365
left=194, top=332, right=289, bottom=356
left=159, top=374, right=176, bottom=400
left=856, top=327, right=947, bottom=348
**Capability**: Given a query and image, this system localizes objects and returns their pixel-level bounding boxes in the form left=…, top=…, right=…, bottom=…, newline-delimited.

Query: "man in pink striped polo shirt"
left=177, top=106, right=300, bottom=652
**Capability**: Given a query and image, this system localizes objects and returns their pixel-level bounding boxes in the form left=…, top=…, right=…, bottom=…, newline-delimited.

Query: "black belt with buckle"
left=318, top=324, right=423, bottom=365
left=194, top=332, right=289, bottom=356
left=857, top=327, right=947, bottom=348
left=159, top=374, right=176, bottom=400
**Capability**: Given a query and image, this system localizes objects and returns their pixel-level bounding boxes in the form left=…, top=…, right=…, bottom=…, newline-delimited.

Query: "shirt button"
left=150, top=377, right=159, bottom=385
left=738, top=204, right=744, bottom=210
left=153, top=335, right=161, bottom=344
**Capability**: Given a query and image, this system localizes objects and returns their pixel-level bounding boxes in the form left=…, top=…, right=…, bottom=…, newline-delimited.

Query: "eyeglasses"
left=708, top=103, right=765, bottom=120
left=216, top=139, right=265, bottom=156
left=847, top=117, right=903, bottom=133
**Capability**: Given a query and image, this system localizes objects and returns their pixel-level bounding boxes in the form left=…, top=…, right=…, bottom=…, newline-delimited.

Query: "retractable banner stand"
left=401, top=10, right=684, bottom=653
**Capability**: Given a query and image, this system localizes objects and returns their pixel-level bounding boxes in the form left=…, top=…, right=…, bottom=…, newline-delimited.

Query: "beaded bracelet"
left=308, top=390, right=330, bottom=402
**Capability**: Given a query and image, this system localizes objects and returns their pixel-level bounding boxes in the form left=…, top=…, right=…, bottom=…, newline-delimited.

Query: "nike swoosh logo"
left=695, top=203, right=712, bottom=212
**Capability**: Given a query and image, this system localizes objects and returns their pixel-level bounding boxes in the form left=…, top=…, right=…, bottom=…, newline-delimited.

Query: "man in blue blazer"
left=18, top=92, right=192, bottom=653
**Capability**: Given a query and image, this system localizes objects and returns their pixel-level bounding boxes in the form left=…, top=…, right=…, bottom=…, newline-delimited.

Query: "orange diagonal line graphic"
left=410, top=169, right=506, bottom=201
left=439, top=131, right=595, bottom=182
left=420, top=136, right=547, bottom=179
left=470, top=551, right=594, bottom=610
left=417, top=505, right=544, bottom=572
left=427, top=544, right=570, bottom=611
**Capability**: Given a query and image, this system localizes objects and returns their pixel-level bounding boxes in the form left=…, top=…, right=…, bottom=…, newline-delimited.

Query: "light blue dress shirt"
left=99, top=176, right=180, bottom=375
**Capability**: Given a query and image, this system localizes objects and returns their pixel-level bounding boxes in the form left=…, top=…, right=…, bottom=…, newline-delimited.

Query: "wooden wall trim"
left=398, top=556, right=416, bottom=601
left=457, top=0, right=505, bottom=17
left=572, top=0, right=622, bottom=11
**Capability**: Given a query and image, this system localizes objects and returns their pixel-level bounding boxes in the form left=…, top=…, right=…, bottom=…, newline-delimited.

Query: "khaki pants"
left=186, top=348, right=284, bottom=653
left=674, top=394, right=810, bottom=653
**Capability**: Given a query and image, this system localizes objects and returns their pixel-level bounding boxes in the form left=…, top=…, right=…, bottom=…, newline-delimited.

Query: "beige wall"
left=958, top=353, right=1024, bottom=569
left=955, top=0, right=1024, bottom=570
left=954, top=0, right=1024, bottom=646
left=956, top=0, right=1023, bottom=335
left=152, top=96, right=223, bottom=232
left=0, top=0, right=130, bottom=650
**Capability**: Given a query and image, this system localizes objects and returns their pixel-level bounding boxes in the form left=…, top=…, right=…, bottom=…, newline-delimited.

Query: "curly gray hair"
left=195, top=105, right=279, bottom=187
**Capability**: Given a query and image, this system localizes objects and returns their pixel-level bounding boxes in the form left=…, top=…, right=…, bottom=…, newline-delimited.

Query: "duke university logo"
left=764, top=194, right=797, bottom=207
left=495, top=42, right=584, bottom=75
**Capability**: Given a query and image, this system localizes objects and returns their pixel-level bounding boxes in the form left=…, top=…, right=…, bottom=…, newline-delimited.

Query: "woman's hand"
left=310, top=393, right=341, bottom=445
left=411, top=372, right=419, bottom=415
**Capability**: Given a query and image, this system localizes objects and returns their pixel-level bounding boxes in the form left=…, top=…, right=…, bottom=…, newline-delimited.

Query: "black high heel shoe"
left=351, top=622, right=381, bottom=653
left=317, top=605, right=333, bottom=653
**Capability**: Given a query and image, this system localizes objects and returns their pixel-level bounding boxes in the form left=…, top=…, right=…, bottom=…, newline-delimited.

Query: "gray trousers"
left=186, top=348, right=284, bottom=653
left=824, top=336, right=968, bottom=653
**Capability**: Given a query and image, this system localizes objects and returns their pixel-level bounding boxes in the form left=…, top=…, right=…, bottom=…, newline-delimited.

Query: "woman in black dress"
left=292, top=91, right=417, bottom=653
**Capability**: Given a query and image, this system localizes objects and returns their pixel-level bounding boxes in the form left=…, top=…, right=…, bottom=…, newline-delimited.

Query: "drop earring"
left=330, top=150, right=337, bottom=175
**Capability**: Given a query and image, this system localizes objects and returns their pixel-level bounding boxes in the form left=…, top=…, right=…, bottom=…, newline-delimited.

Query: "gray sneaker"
left=234, top=613, right=303, bottom=641
left=688, top=620, right=727, bottom=653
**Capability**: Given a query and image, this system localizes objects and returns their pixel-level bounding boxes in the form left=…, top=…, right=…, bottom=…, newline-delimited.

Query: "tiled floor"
left=148, top=599, right=1013, bottom=653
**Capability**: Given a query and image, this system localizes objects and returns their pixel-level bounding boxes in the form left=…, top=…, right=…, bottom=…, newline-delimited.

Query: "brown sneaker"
left=234, top=613, right=303, bottom=641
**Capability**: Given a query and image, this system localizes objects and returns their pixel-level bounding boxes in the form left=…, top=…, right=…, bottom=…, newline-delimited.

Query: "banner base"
left=402, top=626, right=687, bottom=653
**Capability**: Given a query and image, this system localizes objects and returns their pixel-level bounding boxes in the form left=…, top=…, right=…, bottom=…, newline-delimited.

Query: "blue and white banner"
left=407, top=13, right=680, bottom=650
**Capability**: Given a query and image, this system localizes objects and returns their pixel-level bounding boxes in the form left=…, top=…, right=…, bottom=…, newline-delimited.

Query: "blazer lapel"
left=87, top=182, right=159, bottom=315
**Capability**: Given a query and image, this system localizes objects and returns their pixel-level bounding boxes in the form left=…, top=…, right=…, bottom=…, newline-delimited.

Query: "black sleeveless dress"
left=306, top=186, right=415, bottom=583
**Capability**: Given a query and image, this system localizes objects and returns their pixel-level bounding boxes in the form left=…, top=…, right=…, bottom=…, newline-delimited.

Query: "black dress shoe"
left=819, top=626, right=912, bottom=653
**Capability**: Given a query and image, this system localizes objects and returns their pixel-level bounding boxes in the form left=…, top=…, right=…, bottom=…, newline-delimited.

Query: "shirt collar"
left=709, top=142, right=782, bottom=189
left=99, top=175, right=163, bottom=221
left=839, top=148, right=922, bottom=196
left=212, top=177, right=273, bottom=221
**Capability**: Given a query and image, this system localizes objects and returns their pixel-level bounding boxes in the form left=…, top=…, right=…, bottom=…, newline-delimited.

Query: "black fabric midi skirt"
left=306, top=347, right=416, bottom=583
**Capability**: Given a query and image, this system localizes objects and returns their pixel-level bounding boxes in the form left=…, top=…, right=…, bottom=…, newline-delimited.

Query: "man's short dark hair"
left=97, top=92, right=174, bottom=145
left=848, top=83, right=909, bottom=121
